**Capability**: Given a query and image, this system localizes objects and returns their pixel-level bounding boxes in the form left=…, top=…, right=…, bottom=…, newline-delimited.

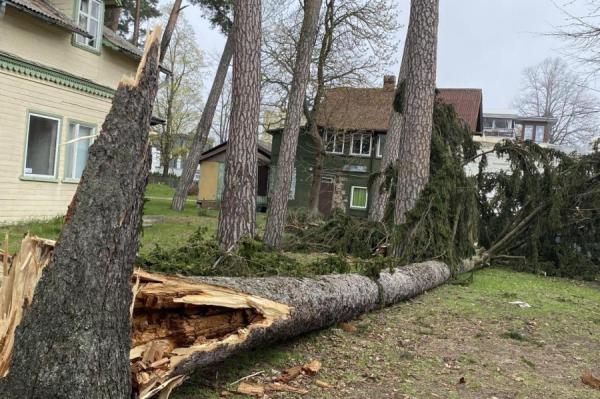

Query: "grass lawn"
left=2, top=184, right=599, bottom=398
left=173, top=268, right=600, bottom=399
left=0, top=184, right=266, bottom=255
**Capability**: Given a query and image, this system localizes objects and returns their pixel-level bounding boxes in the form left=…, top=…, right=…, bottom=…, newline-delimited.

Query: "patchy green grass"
left=0, top=184, right=267, bottom=256
left=145, top=183, right=180, bottom=198
left=173, top=268, right=600, bottom=399
left=0, top=217, right=64, bottom=253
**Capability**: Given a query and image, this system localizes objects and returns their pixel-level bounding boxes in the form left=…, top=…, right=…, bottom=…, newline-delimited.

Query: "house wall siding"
left=198, top=161, right=220, bottom=202
left=0, top=8, right=138, bottom=89
left=48, top=0, right=77, bottom=17
left=270, top=130, right=380, bottom=217
left=0, top=69, right=112, bottom=223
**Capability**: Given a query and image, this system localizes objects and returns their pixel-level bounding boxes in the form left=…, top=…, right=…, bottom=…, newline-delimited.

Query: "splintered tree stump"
left=0, top=236, right=482, bottom=398
left=0, top=28, right=162, bottom=399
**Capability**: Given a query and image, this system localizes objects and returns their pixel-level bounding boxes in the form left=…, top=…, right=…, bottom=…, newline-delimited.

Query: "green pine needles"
left=140, top=100, right=599, bottom=280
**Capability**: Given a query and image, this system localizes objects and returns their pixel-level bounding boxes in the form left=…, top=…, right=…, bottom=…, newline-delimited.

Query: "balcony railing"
left=483, top=128, right=516, bottom=139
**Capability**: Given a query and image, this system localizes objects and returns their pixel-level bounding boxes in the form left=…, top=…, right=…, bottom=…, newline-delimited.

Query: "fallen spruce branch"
left=0, top=236, right=483, bottom=398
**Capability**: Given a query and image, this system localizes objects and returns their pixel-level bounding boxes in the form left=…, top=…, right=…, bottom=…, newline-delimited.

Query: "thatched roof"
left=315, top=87, right=483, bottom=133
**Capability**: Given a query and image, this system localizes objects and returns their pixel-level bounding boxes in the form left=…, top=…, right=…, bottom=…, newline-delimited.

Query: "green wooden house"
left=268, top=76, right=483, bottom=217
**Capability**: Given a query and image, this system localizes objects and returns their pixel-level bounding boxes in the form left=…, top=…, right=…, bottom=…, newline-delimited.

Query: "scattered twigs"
left=228, top=370, right=265, bottom=386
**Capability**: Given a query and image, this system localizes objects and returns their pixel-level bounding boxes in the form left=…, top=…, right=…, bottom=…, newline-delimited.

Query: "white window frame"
left=350, top=133, right=372, bottom=157
left=376, top=135, right=383, bottom=158
left=350, top=186, right=368, bottom=210
left=524, top=125, right=534, bottom=141
left=23, top=112, right=62, bottom=179
left=534, top=125, right=545, bottom=143
left=324, top=131, right=344, bottom=154
left=75, top=0, right=103, bottom=51
left=64, top=122, right=96, bottom=181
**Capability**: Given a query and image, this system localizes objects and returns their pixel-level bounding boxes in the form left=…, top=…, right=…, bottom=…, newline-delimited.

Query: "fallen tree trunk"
left=1, top=236, right=483, bottom=398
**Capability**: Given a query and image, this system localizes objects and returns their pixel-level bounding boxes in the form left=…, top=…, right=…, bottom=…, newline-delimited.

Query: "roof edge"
left=6, top=0, right=91, bottom=38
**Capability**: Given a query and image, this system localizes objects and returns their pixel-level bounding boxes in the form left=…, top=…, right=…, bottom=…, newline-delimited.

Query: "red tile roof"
left=436, top=89, right=483, bottom=132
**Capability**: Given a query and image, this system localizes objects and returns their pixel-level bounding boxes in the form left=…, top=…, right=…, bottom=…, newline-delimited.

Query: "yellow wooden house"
left=197, top=141, right=272, bottom=212
left=0, top=0, right=156, bottom=223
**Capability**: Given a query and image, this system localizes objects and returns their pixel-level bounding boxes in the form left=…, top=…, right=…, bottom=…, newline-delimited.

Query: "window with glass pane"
left=377, top=135, right=385, bottom=157
left=65, top=123, right=94, bottom=180
left=24, top=114, right=60, bottom=177
left=495, top=119, right=509, bottom=129
left=350, top=186, right=368, bottom=209
left=351, top=133, right=371, bottom=156
left=75, top=0, right=102, bottom=49
left=325, top=132, right=343, bottom=154
left=524, top=125, right=534, bottom=141
left=483, top=118, right=493, bottom=129
left=535, top=125, right=545, bottom=143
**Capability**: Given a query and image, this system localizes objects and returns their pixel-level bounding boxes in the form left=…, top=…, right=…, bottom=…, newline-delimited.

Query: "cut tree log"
left=0, top=236, right=482, bottom=398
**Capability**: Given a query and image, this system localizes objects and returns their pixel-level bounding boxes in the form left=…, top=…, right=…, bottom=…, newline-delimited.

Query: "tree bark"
left=160, top=0, right=183, bottom=65
left=263, top=0, right=323, bottom=248
left=0, top=30, right=161, bottom=398
left=393, top=0, right=439, bottom=235
left=368, top=24, right=413, bottom=222
left=132, top=0, right=142, bottom=45
left=2, top=236, right=483, bottom=398
left=217, top=0, right=262, bottom=250
left=306, top=0, right=334, bottom=215
left=171, top=35, right=234, bottom=211
left=307, top=125, right=325, bottom=214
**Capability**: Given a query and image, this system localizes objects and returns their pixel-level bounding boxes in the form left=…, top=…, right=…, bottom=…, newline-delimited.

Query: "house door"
left=318, top=177, right=334, bottom=216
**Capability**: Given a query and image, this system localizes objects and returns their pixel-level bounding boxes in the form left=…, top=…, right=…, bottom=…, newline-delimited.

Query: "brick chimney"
left=383, top=75, right=396, bottom=89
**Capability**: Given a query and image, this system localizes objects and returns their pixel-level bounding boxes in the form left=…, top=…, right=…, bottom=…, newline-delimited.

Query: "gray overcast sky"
left=177, top=0, right=588, bottom=111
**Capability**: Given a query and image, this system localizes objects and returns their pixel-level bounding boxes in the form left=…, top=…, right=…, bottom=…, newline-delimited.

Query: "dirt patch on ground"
left=173, top=268, right=600, bottom=399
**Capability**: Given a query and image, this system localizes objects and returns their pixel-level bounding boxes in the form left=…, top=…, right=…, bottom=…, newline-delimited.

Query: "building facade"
left=268, top=77, right=484, bottom=217
left=465, top=111, right=559, bottom=175
left=482, top=111, right=556, bottom=143
left=197, top=141, right=271, bottom=212
left=0, top=0, right=146, bottom=223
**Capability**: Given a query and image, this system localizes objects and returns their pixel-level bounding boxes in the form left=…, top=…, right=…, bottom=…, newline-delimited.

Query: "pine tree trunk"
left=2, top=237, right=484, bottom=398
left=132, top=0, right=141, bottom=45
left=0, top=31, right=161, bottom=398
left=368, top=29, right=413, bottom=222
left=160, top=0, right=183, bottom=64
left=263, top=0, right=322, bottom=248
left=306, top=0, right=334, bottom=215
left=171, top=35, right=234, bottom=211
left=393, top=0, right=439, bottom=237
left=217, top=1, right=261, bottom=250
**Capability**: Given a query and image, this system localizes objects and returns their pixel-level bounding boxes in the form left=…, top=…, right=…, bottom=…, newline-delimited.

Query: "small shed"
left=197, top=141, right=272, bottom=211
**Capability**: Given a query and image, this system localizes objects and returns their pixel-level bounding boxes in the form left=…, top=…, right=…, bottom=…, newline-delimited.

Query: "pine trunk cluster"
left=393, top=0, right=439, bottom=230
left=263, top=0, right=323, bottom=248
left=217, top=1, right=262, bottom=250
left=368, top=27, right=413, bottom=222
left=171, top=35, right=234, bottom=211
left=0, top=1, right=454, bottom=396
